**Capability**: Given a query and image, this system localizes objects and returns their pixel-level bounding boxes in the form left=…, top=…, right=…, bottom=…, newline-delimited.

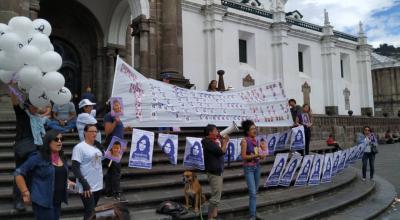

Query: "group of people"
left=10, top=85, right=126, bottom=220
left=202, top=119, right=267, bottom=220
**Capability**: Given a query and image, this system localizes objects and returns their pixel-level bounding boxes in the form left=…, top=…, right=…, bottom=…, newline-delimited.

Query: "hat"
left=79, top=99, right=96, bottom=109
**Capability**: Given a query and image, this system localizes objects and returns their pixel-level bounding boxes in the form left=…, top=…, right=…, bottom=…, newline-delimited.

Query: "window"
left=340, top=53, right=351, bottom=81
left=298, top=51, right=304, bottom=72
left=340, top=59, right=344, bottom=78
left=239, top=39, right=247, bottom=63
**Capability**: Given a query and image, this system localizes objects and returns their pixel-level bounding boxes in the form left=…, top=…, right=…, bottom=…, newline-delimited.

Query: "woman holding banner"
left=357, top=126, right=377, bottom=181
left=240, top=120, right=267, bottom=220
left=296, top=104, right=313, bottom=155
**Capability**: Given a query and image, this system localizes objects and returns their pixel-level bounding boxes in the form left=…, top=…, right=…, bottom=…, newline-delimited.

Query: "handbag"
left=14, top=137, right=37, bottom=159
left=371, top=144, right=378, bottom=154
left=88, top=201, right=130, bottom=220
left=156, top=201, right=188, bottom=217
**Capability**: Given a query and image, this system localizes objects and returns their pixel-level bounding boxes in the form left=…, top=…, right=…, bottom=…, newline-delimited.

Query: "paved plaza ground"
left=355, top=143, right=400, bottom=219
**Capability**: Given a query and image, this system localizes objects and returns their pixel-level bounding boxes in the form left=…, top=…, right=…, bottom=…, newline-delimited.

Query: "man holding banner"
left=202, top=124, right=229, bottom=220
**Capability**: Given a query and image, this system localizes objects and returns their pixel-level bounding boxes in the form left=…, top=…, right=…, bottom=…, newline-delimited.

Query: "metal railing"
left=221, top=0, right=273, bottom=19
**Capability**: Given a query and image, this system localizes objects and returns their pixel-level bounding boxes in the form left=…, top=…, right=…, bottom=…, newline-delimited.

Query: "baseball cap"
left=79, top=99, right=96, bottom=109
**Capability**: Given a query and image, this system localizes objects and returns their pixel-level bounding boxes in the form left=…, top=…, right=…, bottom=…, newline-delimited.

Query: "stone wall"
left=260, top=115, right=400, bottom=148
left=372, top=66, right=400, bottom=117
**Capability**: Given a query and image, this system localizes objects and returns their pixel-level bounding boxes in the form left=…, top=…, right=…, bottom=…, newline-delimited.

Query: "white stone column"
left=321, top=10, right=340, bottom=115
left=203, top=3, right=225, bottom=84
left=271, top=8, right=290, bottom=84
left=357, top=22, right=374, bottom=116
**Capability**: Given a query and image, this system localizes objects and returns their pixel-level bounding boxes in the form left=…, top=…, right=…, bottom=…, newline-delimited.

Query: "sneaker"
left=104, top=192, right=113, bottom=199
left=362, top=178, right=366, bottom=181
left=114, top=193, right=127, bottom=201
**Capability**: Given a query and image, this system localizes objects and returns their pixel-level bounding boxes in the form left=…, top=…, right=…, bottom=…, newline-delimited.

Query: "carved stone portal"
left=242, top=74, right=255, bottom=87
left=301, top=81, right=311, bottom=106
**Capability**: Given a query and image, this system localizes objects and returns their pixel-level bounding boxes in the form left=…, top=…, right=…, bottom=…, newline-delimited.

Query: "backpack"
left=88, top=201, right=130, bottom=220
left=156, top=201, right=188, bottom=217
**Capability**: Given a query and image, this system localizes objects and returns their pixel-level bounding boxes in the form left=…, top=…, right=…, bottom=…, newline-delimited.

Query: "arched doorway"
left=52, top=38, right=81, bottom=97
left=38, top=0, right=104, bottom=100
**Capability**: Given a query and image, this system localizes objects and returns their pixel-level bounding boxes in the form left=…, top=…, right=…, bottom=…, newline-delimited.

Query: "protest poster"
left=331, top=150, right=342, bottom=176
left=336, top=149, right=349, bottom=173
left=225, top=138, right=239, bottom=162
left=290, top=126, right=305, bottom=151
left=110, top=97, right=124, bottom=117
left=158, top=133, right=179, bottom=165
left=129, top=129, right=155, bottom=169
left=308, top=154, right=324, bottom=186
left=264, top=153, right=289, bottom=187
left=266, top=133, right=280, bottom=155
left=104, top=136, right=127, bottom=163
left=294, top=155, right=314, bottom=187
left=275, top=130, right=291, bottom=150
left=279, top=154, right=303, bottom=187
left=183, top=137, right=205, bottom=170
left=321, top=153, right=333, bottom=183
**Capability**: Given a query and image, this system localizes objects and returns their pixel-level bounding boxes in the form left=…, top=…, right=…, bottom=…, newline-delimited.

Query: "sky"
left=260, top=0, right=400, bottom=48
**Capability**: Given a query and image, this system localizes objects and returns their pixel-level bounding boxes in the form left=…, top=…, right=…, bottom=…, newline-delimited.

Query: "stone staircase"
left=0, top=119, right=394, bottom=220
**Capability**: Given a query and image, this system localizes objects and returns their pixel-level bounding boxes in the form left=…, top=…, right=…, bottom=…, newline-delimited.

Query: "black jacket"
left=202, top=138, right=225, bottom=175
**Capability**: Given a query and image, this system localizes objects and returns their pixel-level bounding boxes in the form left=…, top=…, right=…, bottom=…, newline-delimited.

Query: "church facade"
left=182, top=0, right=374, bottom=116
left=0, top=0, right=374, bottom=116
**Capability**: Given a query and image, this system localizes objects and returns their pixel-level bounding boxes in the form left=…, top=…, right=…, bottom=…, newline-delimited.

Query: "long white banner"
left=111, top=57, right=292, bottom=127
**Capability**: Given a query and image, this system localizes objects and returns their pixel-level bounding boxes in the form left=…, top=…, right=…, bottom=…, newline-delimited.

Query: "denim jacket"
left=14, top=152, right=68, bottom=208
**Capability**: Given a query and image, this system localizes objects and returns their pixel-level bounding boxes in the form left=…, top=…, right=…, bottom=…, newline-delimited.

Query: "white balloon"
left=17, top=65, right=42, bottom=89
left=0, top=23, right=10, bottom=35
left=33, top=19, right=52, bottom=36
left=0, top=51, right=24, bottom=71
left=47, top=87, right=71, bottom=105
left=28, top=32, right=50, bottom=53
left=29, top=86, right=50, bottom=108
left=41, top=71, right=65, bottom=91
left=17, top=80, right=30, bottom=93
left=0, top=32, right=23, bottom=53
left=38, top=51, right=62, bottom=72
left=0, top=69, right=15, bottom=84
left=19, top=45, right=41, bottom=65
left=8, top=16, right=34, bottom=33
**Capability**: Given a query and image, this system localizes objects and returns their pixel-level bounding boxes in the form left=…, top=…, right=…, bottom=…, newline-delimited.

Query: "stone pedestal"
left=361, top=107, right=373, bottom=117
left=217, top=70, right=225, bottom=91
left=325, top=106, right=339, bottom=116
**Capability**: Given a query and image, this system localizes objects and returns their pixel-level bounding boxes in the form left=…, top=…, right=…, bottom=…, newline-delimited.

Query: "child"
left=104, top=141, right=125, bottom=201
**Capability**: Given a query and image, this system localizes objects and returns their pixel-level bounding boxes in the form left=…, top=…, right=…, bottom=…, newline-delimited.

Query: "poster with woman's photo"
left=183, top=137, right=205, bottom=170
left=104, top=136, right=127, bottom=163
left=279, top=154, right=303, bottom=187
left=129, top=129, right=155, bottom=169
left=110, top=97, right=124, bottom=117
left=290, top=126, right=305, bottom=151
left=158, top=133, right=178, bottom=165
left=294, top=155, right=314, bottom=187
left=264, top=153, right=288, bottom=187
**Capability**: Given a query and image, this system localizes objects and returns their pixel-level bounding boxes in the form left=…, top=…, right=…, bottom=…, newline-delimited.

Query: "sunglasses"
left=53, top=137, right=64, bottom=142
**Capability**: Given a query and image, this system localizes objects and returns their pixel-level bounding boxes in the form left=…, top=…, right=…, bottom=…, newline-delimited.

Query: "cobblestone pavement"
left=354, top=143, right=400, bottom=220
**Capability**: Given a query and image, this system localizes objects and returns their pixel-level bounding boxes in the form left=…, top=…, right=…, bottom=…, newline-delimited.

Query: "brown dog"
left=183, top=170, right=205, bottom=213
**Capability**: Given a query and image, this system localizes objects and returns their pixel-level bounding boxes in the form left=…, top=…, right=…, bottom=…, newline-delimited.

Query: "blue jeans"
left=46, top=119, right=76, bottom=133
left=362, top=152, right=375, bottom=179
left=32, top=202, right=61, bottom=220
left=244, top=164, right=261, bottom=218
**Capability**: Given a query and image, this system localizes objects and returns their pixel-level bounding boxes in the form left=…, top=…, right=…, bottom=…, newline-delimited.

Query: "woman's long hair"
left=40, top=130, right=66, bottom=162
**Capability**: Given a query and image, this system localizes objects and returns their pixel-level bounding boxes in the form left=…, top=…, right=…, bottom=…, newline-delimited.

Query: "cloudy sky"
left=261, top=0, right=400, bottom=48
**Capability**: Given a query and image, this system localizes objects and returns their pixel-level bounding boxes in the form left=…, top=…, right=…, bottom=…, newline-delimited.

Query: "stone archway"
left=38, top=0, right=104, bottom=100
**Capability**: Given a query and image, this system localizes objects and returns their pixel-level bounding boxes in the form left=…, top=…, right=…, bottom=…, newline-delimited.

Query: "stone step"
left=257, top=173, right=375, bottom=220
left=0, top=162, right=274, bottom=202
left=130, top=167, right=358, bottom=220
left=0, top=165, right=357, bottom=219
left=323, top=174, right=396, bottom=220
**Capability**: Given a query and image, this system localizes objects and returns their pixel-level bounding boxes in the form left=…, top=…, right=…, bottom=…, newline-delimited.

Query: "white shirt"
left=72, top=141, right=103, bottom=193
left=364, top=137, right=372, bottom=153
left=76, top=112, right=101, bottom=143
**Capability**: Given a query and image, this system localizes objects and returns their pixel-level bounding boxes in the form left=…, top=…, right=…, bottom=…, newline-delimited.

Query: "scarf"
left=25, top=110, right=46, bottom=146
left=51, top=152, right=61, bottom=164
